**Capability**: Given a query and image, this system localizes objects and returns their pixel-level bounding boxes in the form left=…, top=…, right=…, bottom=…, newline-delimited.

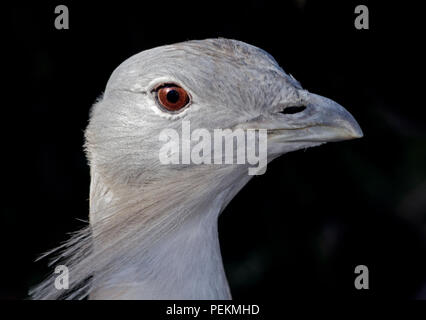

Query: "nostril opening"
left=280, top=105, right=307, bottom=115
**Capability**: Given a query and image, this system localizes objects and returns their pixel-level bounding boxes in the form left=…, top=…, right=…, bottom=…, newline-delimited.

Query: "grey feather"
left=30, top=38, right=362, bottom=300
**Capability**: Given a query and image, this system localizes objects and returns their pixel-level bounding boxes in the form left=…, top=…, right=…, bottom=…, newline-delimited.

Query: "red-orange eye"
left=156, top=84, right=190, bottom=112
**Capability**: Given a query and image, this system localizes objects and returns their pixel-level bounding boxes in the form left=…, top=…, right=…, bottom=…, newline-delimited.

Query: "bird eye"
left=155, top=84, right=190, bottom=112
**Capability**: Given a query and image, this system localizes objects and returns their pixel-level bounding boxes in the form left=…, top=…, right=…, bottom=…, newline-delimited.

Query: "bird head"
left=31, top=39, right=363, bottom=300
left=85, top=38, right=362, bottom=192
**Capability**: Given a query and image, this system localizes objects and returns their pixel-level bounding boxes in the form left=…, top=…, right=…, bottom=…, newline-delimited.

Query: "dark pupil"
left=166, top=89, right=180, bottom=103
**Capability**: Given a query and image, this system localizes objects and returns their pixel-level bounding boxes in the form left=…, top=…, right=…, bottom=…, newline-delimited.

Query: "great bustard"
left=31, top=38, right=362, bottom=299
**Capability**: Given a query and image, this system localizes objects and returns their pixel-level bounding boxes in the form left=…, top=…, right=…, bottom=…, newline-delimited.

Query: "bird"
left=30, top=38, right=362, bottom=300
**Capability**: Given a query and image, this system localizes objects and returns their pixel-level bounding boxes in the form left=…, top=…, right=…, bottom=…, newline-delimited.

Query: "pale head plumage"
left=31, top=38, right=362, bottom=299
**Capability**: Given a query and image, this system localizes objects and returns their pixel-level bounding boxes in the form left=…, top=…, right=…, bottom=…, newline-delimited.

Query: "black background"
left=2, top=0, right=426, bottom=300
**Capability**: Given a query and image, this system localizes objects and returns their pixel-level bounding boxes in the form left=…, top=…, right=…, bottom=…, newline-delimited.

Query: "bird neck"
left=91, top=197, right=230, bottom=299
left=87, top=167, right=250, bottom=299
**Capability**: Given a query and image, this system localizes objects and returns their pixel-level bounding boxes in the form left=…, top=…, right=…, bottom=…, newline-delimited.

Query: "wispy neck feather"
left=30, top=164, right=251, bottom=299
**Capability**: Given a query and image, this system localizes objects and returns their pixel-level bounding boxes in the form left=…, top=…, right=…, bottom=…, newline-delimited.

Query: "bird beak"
left=269, top=92, right=363, bottom=143
left=236, top=92, right=362, bottom=155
